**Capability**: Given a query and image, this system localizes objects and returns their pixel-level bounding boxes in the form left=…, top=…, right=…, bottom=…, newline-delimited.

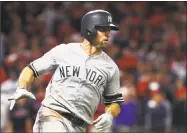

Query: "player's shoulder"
left=102, top=51, right=119, bottom=69
left=52, top=42, right=78, bottom=50
left=57, top=43, right=80, bottom=49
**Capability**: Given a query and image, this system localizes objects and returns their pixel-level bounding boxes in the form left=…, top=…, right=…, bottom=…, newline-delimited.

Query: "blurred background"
left=0, top=1, right=186, bottom=133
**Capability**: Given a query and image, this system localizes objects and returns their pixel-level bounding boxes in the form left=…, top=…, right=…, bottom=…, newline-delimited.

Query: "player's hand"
left=93, top=112, right=113, bottom=131
left=8, top=86, right=36, bottom=110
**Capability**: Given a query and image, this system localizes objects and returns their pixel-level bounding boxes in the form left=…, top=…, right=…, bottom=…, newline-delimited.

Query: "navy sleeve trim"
left=28, top=64, right=39, bottom=77
left=104, top=100, right=124, bottom=106
left=104, top=93, right=122, bottom=100
left=104, top=93, right=124, bottom=105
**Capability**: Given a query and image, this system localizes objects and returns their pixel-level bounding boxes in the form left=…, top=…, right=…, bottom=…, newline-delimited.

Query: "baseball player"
left=8, top=10, right=124, bottom=132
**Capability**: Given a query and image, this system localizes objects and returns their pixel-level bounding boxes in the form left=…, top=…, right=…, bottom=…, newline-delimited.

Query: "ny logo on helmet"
left=108, top=16, right=112, bottom=22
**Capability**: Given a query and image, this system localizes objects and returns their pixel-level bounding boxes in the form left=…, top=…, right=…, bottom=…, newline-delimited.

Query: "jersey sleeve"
left=104, top=66, right=124, bottom=105
left=28, top=44, right=64, bottom=77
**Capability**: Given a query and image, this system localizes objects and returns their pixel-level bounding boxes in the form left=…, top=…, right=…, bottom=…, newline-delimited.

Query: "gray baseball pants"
left=33, top=106, right=87, bottom=132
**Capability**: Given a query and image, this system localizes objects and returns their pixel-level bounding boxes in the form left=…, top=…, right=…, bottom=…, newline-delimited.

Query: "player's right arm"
left=8, top=44, right=66, bottom=110
left=17, top=66, right=35, bottom=89
left=8, top=66, right=36, bottom=110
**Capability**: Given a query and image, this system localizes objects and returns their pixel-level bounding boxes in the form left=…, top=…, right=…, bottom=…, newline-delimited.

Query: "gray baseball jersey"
left=29, top=43, right=124, bottom=124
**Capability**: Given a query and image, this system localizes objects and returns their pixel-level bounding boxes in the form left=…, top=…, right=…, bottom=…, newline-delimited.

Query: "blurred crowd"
left=1, top=1, right=186, bottom=133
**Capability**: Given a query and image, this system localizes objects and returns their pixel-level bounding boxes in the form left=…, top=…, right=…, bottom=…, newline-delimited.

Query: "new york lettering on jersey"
left=58, top=65, right=106, bottom=88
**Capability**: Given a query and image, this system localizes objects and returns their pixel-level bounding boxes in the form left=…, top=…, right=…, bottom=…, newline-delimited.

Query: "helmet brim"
left=95, top=23, right=119, bottom=31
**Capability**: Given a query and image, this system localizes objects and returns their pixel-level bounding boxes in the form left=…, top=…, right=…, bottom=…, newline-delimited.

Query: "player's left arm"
left=103, top=65, right=124, bottom=117
left=93, top=65, right=123, bottom=131
left=105, top=102, right=120, bottom=118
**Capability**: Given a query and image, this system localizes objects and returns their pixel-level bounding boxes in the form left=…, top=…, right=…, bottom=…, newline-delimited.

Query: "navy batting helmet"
left=81, top=10, right=119, bottom=42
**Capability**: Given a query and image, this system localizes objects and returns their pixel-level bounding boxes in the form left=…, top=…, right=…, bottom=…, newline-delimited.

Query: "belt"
left=60, top=113, right=88, bottom=128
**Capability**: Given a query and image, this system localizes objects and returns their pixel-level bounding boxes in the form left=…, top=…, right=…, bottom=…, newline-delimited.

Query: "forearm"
left=105, top=103, right=121, bottom=118
left=17, top=66, right=34, bottom=89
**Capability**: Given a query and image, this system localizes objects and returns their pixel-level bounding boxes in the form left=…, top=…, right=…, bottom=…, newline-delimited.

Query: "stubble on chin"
left=96, top=42, right=107, bottom=49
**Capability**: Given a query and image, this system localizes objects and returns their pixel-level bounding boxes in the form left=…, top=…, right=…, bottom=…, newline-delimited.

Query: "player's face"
left=92, top=27, right=111, bottom=48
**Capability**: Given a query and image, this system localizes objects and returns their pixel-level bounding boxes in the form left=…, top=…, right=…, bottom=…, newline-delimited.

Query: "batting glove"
left=93, top=112, right=113, bottom=131
left=8, top=86, right=36, bottom=110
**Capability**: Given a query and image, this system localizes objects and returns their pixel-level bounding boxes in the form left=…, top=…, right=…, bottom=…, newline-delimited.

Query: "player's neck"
left=81, top=39, right=102, bottom=56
